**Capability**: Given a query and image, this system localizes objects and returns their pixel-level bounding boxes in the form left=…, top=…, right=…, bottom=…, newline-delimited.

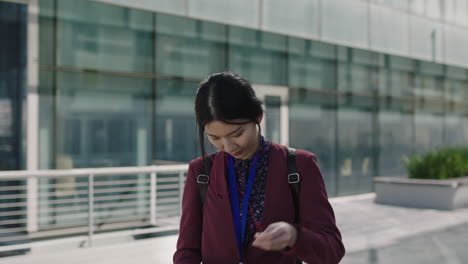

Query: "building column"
left=26, top=0, right=39, bottom=233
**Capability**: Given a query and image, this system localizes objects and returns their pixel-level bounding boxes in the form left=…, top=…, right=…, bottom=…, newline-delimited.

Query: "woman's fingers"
left=252, top=233, right=287, bottom=250
left=252, top=222, right=296, bottom=251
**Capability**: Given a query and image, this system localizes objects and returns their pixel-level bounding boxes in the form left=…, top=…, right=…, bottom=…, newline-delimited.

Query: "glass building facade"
left=0, top=0, right=27, bottom=236
left=0, top=0, right=468, bottom=214
left=0, top=2, right=26, bottom=171
left=0, top=0, right=466, bottom=231
left=34, top=0, right=468, bottom=200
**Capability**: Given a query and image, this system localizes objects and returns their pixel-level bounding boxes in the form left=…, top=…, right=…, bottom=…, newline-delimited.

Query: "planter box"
left=374, top=176, right=468, bottom=210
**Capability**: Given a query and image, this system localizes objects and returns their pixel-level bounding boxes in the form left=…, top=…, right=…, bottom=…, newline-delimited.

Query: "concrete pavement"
left=3, top=193, right=468, bottom=264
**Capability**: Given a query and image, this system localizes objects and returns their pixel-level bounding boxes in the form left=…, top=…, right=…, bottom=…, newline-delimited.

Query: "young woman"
left=173, top=72, right=345, bottom=264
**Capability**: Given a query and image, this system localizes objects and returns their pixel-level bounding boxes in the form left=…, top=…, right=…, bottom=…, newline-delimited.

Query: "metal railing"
left=0, top=164, right=188, bottom=252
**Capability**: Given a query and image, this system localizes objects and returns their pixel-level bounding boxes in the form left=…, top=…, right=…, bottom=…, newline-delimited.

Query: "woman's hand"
left=252, top=222, right=297, bottom=251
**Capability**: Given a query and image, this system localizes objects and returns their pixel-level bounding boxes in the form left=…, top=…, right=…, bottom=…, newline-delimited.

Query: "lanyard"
left=227, top=151, right=259, bottom=262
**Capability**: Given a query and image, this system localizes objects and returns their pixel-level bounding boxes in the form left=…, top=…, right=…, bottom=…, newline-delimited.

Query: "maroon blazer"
left=174, top=142, right=345, bottom=264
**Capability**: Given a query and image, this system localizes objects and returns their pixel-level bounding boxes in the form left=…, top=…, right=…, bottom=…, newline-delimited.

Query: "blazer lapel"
left=211, top=152, right=239, bottom=257
left=260, top=143, right=294, bottom=228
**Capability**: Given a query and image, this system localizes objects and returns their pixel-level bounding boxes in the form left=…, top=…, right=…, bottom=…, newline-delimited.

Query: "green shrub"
left=405, top=148, right=468, bottom=180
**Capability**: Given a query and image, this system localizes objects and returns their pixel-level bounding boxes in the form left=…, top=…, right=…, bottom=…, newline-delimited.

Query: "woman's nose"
left=223, top=139, right=237, bottom=153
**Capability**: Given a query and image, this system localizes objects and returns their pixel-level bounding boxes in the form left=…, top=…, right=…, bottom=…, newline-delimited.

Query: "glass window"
left=336, top=48, right=377, bottom=195
left=380, top=56, right=414, bottom=98
left=352, top=49, right=381, bottom=67
left=336, top=107, right=375, bottom=195
left=414, top=72, right=443, bottom=99
left=34, top=0, right=468, bottom=202
left=445, top=79, right=468, bottom=103
left=446, top=66, right=468, bottom=80
left=413, top=64, right=445, bottom=153
left=155, top=79, right=200, bottom=164
left=55, top=71, right=153, bottom=168
left=155, top=14, right=227, bottom=79
left=0, top=0, right=27, bottom=232
left=39, top=0, right=55, bottom=66
left=0, top=2, right=26, bottom=171
left=338, top=63, right=378, bottom=96
left=288, top=38, right=337, bottom=91
left=378, top=111, right=413, bottom=178
left=414, top=113, right=444, bottom=153
left=419, top=61, right=444, bottom=76
left=338, top=49, right=380, bottom=95
left=101, top=0, right=187, bottom=16
left=413, top=75, right=444, bottom=113
left=445, top=115, right=467, bottom=146
left=289, top=88, right=337, bottom=196
left=388, top=55, right=415, bottom=72
left=387, top=71, right=412, bottom=97
left=40, top=69, right=153, bottom=228
left=350, top=65, right=375, bottom=94
left=56, top=0, right=154, bottom=73
left=377, top=61, right=414, bottom=177
left=264, top=96, right=282, bottom=144
left=228, top=26, right=287, bottom=85
left=444, top=74, right=468, bottom=146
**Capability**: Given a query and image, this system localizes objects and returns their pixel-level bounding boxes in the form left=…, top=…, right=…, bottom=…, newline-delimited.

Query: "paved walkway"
left=3, top=193, right=468, bottom=264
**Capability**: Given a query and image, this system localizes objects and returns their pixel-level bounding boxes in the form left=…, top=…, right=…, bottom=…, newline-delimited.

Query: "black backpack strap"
left=287, top=148, right=300, bottom=224
left=197, top=153, right=216, bottom=206
left=287, top=148, right=302, bottom=264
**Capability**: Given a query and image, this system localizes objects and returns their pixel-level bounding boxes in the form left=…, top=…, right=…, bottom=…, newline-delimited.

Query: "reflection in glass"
left=56, top=0, right=154, bottom=73
left=0, top=2, right=26, bottom=171
left=378, top=109, right=413, bottom=177
left=264, top=96, right=281, bottom=144
left=377, top=63, right=414, bottom=177
left=228, top=26, right=287, bottom=85
left=155, top=14, right=227, bottom=79
left=444, top=74, right=468, bottom=146
left=413, top=65, right=445, bottom=153
left=33, top=0, right=468, bottom=205
left=155, top=79, right=199, bottom=164
left=337, top=105, right=375, bottom=196
left=0, top=1, right=27, bottom=236
left=336, top=50, right=377, bottom=195
left=289, top=89, right=337, bottom=196
left=56, top=71, right=153, bottom=168
left=289, top=38, right=337, bottom=91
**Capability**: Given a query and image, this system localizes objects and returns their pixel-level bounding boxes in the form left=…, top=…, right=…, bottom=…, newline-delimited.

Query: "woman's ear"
left=257, top=114, right=264, bottom=124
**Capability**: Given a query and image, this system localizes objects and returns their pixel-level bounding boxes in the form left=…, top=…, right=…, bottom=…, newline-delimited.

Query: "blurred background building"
left=1, top=0, right=468, bottom=236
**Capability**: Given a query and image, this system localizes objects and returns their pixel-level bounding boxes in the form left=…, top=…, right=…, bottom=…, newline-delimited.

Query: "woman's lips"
left=232, top=150, right=243, bottom=157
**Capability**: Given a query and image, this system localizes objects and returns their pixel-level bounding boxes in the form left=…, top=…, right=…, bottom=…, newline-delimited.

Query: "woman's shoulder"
left=188, top=152, right=222, bottom=170
left=270, top=141, right=317, bottom=163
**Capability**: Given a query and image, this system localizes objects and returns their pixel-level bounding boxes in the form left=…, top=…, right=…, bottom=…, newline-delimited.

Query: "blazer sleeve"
left=173, top=159, right=203, bottom=264
left=284, top=151, right=345, bottom=264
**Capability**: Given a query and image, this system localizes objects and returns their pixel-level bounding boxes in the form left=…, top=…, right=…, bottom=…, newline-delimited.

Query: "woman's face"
left=205, top=118, right=261, bottom=160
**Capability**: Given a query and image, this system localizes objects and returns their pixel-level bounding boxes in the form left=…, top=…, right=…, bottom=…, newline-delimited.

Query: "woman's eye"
left=233, top=132, right=243, bottom=138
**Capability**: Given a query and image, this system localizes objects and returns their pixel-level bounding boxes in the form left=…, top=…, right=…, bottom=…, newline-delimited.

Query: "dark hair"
left=195, top=72, right=263, bottom=157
